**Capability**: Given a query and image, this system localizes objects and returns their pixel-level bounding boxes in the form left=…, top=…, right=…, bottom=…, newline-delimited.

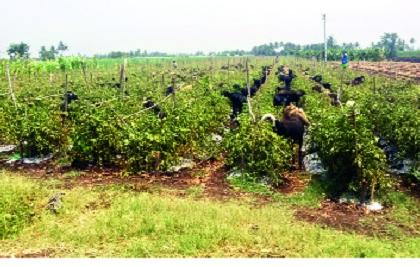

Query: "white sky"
left=0, top=0, right=419, bottom=57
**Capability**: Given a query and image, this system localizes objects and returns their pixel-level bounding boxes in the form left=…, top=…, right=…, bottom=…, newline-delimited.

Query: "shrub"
left=223, top=116, right=292, bottom=184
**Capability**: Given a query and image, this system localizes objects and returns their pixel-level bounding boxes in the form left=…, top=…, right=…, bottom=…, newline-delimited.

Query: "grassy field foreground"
left=0, top=171, right=419, bottom=258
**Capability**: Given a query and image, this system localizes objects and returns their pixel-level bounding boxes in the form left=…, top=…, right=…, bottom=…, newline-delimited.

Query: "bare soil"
left=295, top=201, right=420, bottom=239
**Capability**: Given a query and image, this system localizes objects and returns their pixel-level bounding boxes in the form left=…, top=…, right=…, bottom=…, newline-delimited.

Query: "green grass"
left=227, top=172, right=274, bottom=196
left=0, top=171, right=419, bottom=257
left=275, top=178, right=327, bottom=208
left=0, top=172, right=48, bottom=239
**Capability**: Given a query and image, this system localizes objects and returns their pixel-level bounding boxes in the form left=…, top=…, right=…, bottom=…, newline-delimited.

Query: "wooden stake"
left=245, top=58, right=256, bottom=123
left=81, top=64, right=89, bottom=88
left=227, top=57, right=230, bottom=83
left=6, top=64, right=17, bottom=109
left=372, top=76, right=376, bottom=94
left=338, top=67, right=344, bottom=102
left=171, top=76, right=176, bottom=109
left=119, top=61, right=126, bottom=97
left=63, top=73, right=69, bottom=113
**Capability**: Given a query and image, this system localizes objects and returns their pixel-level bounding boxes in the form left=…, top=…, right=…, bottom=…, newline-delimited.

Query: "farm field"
left=0, top=56, right=419, bottom=258
left=328, top=61, right=420, bottom=81
left=349, top=61, right=420, bottom=81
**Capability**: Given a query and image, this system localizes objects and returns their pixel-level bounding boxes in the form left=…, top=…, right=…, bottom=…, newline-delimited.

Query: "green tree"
left=7, top=42, right=30, bottom=59
left=57, top=41, right=68, bottom=56
left=39, top=45, right=58, bottom=61
left=378, top=33, right=401, bottom=59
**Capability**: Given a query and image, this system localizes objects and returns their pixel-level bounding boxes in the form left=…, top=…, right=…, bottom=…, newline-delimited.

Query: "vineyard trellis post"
left=372, top=76, right=376, bottom=94
left=63, top=73, right=69, bottom=113
left=338, top=66, right=345, bottom=107
left=171, top=76, right=176, bottom=108
left=81, top=63, right=89, bottom=89
left=119, top=58, right=127, bottom=97
left=171, top=62, right=176, bottom=109
left=323, top=14, right=327, bottom=63
left=60, top=73, right=70, bottom=155
left=227, top=57, right=230, bottom=83
left=245, top=58, right=256, bottom=123
left=6, top=64, right=17, bottom=109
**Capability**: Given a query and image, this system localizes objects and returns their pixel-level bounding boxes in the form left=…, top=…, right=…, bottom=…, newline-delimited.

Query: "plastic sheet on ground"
left=211, top=133, right=223, bottom=144
left=338, top=193, right=361, bottom=205
left=366, top=201, right=383, bottom=212
left=0, top=145, right=16, bottom=153
left=303, top=153, right=326, bottom=174
left=168, top=158, right=195, bottom=172
left=390, top=159, right=416, bottom=175
left=6, top=153, right=53, bottom=164
left=378, top=136, right=416, bottom=175
left=226, top=171, right=242, bottom=181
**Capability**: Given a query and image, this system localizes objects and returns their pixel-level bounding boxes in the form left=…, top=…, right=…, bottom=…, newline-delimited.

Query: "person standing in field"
left=341, top=52, right=349, bottom=69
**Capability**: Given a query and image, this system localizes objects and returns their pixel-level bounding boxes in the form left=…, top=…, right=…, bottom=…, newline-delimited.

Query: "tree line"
left=2, top=33, right=417, bottom=61
left=250, top=33, right=417, bottom=61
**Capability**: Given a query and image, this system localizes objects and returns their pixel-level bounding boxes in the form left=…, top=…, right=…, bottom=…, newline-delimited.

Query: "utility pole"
left=323, top=14, right=327, bottom=62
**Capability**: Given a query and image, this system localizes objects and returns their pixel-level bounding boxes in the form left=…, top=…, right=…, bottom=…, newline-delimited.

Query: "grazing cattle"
left=253, top=78, right=262, bottom=89
left=60, top=91, right=78, bottom=112
left=260, top=74, right=267, bottom=85
left=327, top=93, right=341, bottom=106
left=310, top=75, right=331, bottom=90
left=351, top=75, right=365, bottom=86
left=278, top=70, right=296, bottom=90
left=98, top=77, right=128, bottom=89
left=241, top=86, right=258, bottom=97
left=276, top=65, right=286, bottom=75
left=165, top=85, right=174, bottom=96
left=311, top=75, right=322, bottom=83
left=273, top=89, right=305, bottom=107
left=143, top=97, right=167, bottom=119
left=222, top=91, right=247, bottom=118
left=284, top=104, right=310, bottom=126
left=261, top=113, right=307, bottom=169
left=321, top=82, right=332, bottom=90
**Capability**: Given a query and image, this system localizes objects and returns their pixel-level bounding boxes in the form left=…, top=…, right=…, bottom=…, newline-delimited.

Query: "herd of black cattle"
left=58, top=63, right=366, bottom=168
left=221, top=64, right=366, bottom=168
left=221, top=65, right=271, bottom=119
